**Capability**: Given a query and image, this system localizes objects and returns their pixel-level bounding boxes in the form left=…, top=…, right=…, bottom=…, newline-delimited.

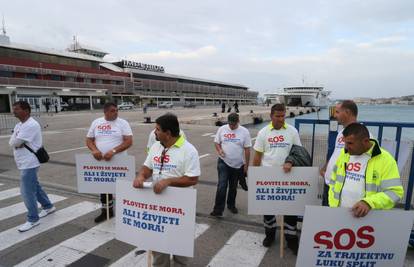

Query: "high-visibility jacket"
left=328, top=139, right=404, bottom=209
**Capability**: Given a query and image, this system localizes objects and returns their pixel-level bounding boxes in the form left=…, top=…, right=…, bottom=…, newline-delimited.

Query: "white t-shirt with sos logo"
left=324, top=129, right=345, bottom=184
left=214, top=124, right=252, bottom=168
left=253, top=122, right=301, bottom=167
left=144, top=135, right=201, bottom=182
left=340, top=154, right=370, bottom=208
left=86, top=117, right=133, bottom=154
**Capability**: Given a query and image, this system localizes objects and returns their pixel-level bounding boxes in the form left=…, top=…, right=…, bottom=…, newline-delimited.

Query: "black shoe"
left=287, top=237, right=299, bottom=255
left=228, top=207, right=238, bottom=214
left=94, top=209, right=114, bottom=223
left=210, top=210, right=223, bottom=217
left=239, top=175, right=248, bottom=191
left=262, top=235, right=275, bottom=247
left=263, top=228, right=276, bottom=247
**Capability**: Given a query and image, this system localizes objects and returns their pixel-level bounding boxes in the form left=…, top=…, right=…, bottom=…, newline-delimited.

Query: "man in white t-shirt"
left=253, top=103, right=302, bottom=253
left=210, top=113, right=251, bottom=217
left=320, top=100, right=358, bottom=206
left=9, top=101, right=55, bottom=232
left=133, top=113, right=200, bottom=267
left=86, top=102, right=133, bottom=223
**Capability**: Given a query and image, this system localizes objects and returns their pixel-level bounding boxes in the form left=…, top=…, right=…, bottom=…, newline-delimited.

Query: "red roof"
left=0, top=57, right=129, bottom=77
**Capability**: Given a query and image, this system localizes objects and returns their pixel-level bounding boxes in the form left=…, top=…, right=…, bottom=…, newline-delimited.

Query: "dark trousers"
left=212, top=158, right=243, bottom=212
left=322, top=183, right=329, bottom=206
left=264, top=215, right=298, bottom=240
left=100, top=193, right=113, bottom=209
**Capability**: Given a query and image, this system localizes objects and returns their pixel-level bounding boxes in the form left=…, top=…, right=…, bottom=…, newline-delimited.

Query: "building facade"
left=0, top=35, right=258, bottom=113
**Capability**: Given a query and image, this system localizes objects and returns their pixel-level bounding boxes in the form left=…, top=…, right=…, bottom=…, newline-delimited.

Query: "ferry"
left=265, top=86, right=331, bottom=108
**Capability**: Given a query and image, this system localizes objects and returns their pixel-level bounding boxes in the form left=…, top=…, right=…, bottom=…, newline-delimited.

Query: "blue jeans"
left=212, top=158, right=243, bottom=213
left=20, top=167, right=53, bottom=222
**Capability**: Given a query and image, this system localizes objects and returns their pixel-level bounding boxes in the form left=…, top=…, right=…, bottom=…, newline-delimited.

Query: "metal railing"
left=294, top=118, right=414, bottom=210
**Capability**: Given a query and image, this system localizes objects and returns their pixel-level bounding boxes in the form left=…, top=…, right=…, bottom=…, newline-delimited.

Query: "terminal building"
left=0, top=31, right=258, bottom=113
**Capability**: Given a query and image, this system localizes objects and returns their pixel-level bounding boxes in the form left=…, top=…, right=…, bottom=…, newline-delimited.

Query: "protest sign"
left=296, top=206, right=414, bottom=267
left=76, top=154, right=135, bottom=194
left=248, top=166, right=319, bottom=215
left=115, top=179, right=197, bottom=257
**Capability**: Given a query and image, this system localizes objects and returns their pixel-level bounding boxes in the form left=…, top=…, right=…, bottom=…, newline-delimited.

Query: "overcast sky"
left=3, top=0, right=414, bottom=99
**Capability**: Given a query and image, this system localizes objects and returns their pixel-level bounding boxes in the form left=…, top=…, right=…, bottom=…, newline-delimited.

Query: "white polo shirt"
left=144, top=135, right=201, bottom=182
left=9, top=117, right=42, bottom=170
left=146, top=129, right=186, bottom=152
left=86, top=117, right=132, bottom=154
left=253, top=122, right=301, bottom=167
left=214, top=124, right=252, bottom=168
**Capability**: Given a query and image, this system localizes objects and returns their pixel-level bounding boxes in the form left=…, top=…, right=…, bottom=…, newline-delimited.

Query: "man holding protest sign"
left=253, top=103, right=302, bottom=252
left=86, top=102, right=133, bottom=223
left=133, top=113, right=200, bottom=267
left=329, top=123, right=404, bottom=216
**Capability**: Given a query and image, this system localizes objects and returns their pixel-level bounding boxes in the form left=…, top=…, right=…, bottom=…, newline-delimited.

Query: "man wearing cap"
left=210, top=113, right=252, bottom=217
left=253, top=103, right=302, bottom=253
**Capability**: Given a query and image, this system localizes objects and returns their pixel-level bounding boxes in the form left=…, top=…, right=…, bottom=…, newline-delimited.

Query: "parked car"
left=183, top=102, right=196, bottom=108
left=117, top=102, right=134, bottom=110
left=60, top=102, right=69, bottom=111
left=159, top=102, right=173, bottom=108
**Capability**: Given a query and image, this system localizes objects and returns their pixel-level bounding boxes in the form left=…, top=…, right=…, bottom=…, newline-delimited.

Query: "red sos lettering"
left=97, top=125, right=111, bottom=131
left=346, top=162, right=361, bottom=172
left=313, top=226, right=375, bottom=250
left=338, top=136, right=344, bottom=144
left=267, top=135, right=285, bottom=143
left=153, top=155, right=170, bottom=164
left=224, top=133, right=236, bottom=139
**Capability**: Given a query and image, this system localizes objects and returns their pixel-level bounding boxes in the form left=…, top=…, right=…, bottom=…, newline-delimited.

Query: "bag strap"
left=23, top=144, right=36, bottom=154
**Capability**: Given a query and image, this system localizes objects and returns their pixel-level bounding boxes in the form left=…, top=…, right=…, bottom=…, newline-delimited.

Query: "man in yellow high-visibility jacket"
left=329, top=123, right=404, bottom=217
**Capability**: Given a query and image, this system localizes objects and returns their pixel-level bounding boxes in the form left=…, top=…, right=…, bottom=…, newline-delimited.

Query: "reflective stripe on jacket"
left=328, top=139, right=404, bottom=209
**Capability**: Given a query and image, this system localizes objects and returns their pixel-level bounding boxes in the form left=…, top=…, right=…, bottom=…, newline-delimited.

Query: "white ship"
left=264, top=86, right=331, bottom=108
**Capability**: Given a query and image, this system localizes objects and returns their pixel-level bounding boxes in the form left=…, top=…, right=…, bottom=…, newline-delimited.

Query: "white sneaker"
left=18, top=221, right=40, bottom=232
left=39, top=206, right=56, bottom=218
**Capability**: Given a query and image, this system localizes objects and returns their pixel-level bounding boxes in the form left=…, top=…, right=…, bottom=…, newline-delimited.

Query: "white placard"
left=297, top=206, right=414, bottom=267
left=115, top=179, right=197, bottom=257
left=248, top=166, right=320, bottom=215
left=76, top=154, right=135, bottom=194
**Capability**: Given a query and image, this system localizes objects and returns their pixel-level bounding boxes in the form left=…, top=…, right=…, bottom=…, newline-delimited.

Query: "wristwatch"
left=112, top=149, right=117, bottom=154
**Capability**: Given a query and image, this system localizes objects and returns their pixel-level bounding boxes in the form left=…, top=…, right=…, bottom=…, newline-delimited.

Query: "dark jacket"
left=285, top=145, right=312, bottom=167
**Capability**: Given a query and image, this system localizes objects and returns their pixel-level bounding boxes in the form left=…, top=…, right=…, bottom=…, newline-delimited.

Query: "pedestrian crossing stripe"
left=207, top=230, right=267, bottom=267
left=0, top=194, right=66, bottom=221
left=0, top=187, right=20, bottom=201
left=0, top=201, right=99, bottom=251
left=109, top=223, right=210, bottom=267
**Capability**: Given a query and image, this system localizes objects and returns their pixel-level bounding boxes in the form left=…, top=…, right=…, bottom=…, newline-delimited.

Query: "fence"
left=294, top=118, right=414, bottom=210
left=0, top=112, right=45, bottom=135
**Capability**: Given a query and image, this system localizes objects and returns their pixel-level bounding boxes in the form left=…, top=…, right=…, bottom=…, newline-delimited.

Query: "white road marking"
left=15, top=219, right=115, bottom=267
left=0, top=194, right=66, bottom=221
left=0, top=187, right=21, bottom=201
left=199, top=154, right=210, bottom=159
left=110, top=223, right=210, bottom=267
left=0, top=201, right=99, bottom=251
left=48, top=146, right=88, bottom=155
left=251, top=137, right=257, bottom=141
left=207, top=230, right=267, bottom=267
left=210, top=135, right=216, bottom=138
left=202, top=133, right=214, bottom=137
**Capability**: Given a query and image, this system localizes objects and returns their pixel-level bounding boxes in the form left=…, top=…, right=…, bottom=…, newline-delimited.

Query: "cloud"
left=126, top=45, right=217, bottom=62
